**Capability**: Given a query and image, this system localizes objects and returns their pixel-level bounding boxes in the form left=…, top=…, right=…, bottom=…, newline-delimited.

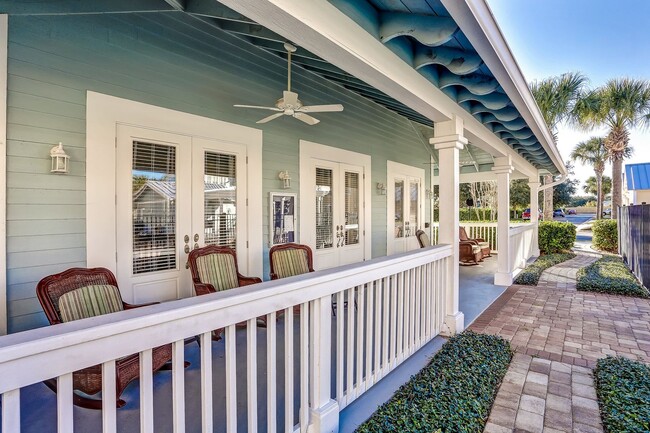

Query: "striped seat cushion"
left=196, top=254, right=239, bottom=291
left=272, top=249, right=310, bottom=279
left=417, top=232, right=430, bottom=247
left=59, top=284, right=124, bottom=322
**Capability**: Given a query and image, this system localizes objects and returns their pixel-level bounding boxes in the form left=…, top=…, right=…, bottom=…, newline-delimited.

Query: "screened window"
left=316, top=168, right=333, bottom=250
left=204, top=152, right=237, bottom=249
left=345, top=172, right=359, bottom=245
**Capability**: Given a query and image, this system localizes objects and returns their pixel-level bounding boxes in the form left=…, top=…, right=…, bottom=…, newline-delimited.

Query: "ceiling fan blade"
left=256, top=112, right=285, bottom=124
left=283, top=91, right=299, bottom=108
left=234, top=104, right=282, bottom=111
left=297, top=104, right=344, bottom=113
left=294, top=113, right=320, bottom=125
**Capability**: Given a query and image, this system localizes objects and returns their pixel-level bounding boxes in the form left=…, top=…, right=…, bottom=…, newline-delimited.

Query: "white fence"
left=509, top=224, right=536, bottom=273
left=0, top=245, right=452, bottom=433
left=430, top=222, right=533, bottom=255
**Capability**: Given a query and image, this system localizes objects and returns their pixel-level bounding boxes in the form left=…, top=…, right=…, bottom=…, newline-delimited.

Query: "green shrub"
left=355, top=332, right=512, bottom=433
left=513, top=253, right=576, bottom=285
left=538, top=221, right=576, bottom=253
left=595, top=356, right=650, bottom=433
left=577, top=255, right=649, bottom=298
left=592, top=219, right=618, bottom=252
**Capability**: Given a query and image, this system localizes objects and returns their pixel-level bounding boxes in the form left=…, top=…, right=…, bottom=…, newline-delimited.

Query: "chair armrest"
left=473, top=237, right=486, bottom=243
left=239, top=276, right=262, bottom=287
left=459, top=240, right=476, bottom=247
left=123, top=301, right=160, bottom=310
left=193, top=282, right=216, bottom=297
left=270, top=273, right=279, bottom=280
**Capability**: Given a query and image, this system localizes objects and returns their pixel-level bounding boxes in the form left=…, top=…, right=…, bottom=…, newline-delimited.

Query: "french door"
left=387, top=161, right=424, bottom=255
left=116, top=125, right=247, bottom=303
left=313, top=160, right=365, bottom=270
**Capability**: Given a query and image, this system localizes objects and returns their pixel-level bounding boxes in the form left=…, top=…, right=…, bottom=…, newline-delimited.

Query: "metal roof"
left=625, top=163, right=650, bottom=190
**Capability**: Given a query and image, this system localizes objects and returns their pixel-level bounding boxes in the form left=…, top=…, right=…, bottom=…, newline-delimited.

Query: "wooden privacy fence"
left=0, top=245, right=452, bottom=433
left=619, top=205, right=650, bottom=288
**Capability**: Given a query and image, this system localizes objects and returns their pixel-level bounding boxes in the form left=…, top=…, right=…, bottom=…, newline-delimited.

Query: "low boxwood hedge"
left=513, top=253, right=576, bottom=285
left=355, top=332, right=512, bottom=433
left=592, top=219, right=618, bottom=252
left=595, top=356, right=650, bottom=433
left=577, top=255, right=649, bottom=298
left=538, top=221, right=576, bottom=253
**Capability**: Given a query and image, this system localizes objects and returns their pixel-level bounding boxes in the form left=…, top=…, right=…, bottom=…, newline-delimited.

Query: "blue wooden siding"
left=5, top=12, right=432, bottom=333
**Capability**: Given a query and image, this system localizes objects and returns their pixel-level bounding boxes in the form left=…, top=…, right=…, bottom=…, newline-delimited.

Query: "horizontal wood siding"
left=6, top=12, right=431, bottom=332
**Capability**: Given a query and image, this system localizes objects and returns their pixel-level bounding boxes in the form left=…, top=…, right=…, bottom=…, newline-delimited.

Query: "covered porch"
left=0, top=0, right=565, bottom=432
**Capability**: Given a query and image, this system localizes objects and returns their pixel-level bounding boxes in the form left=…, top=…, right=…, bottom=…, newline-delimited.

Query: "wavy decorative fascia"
left=482, top=114, right=527, bottom=131
left=438, top=71, right=499, bottom=95
left=457, top=89, right=509, bottom=110
left=414, top=46, right=482, bottom=75
left=379, top=12, right=457, bottom=47
left=417, top=65, right=440, bottom=86
left=470, top=105, right=520, bottom=122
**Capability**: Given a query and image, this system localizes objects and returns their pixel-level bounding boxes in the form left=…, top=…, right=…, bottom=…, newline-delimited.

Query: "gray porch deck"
left=3, top=258, right=503, bottom=433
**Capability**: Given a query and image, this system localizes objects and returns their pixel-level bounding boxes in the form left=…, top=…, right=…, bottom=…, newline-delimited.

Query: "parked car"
left=602, top=208, right=612, bottom=217
left=522, top=208, right=543, bottom=220
left=567, top=209, right=576, bottom=215
left=553, top=209, right=565, bottom=217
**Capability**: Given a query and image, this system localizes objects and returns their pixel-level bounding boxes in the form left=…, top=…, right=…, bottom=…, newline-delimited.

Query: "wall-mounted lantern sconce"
left=278, top=170, right=291, bottom=189
left=376, top=182, right=387, bottom=195
left=50, top=142, right=69, bottom=174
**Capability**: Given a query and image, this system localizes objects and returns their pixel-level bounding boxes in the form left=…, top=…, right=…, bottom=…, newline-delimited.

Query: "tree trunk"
left=596, top=173, right=603, bottom=219
left=612, top=158, right=622, bottom=220
left=543, top=174, right=553, bottom=220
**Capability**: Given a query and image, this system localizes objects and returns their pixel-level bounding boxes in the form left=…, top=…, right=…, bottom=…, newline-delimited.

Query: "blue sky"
left=487, top=0, right=650, bottom=190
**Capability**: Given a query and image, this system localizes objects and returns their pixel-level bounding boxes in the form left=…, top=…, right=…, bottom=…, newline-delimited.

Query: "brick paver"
left=477, top=252, right=650, bottom=433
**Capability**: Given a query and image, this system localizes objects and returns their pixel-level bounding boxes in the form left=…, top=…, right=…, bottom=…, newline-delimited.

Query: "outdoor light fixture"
left=278, top=170, right=291, bottom=189
left=50, top=142, right=69, bottom=174
left=376, top=183, right=387, bottom=195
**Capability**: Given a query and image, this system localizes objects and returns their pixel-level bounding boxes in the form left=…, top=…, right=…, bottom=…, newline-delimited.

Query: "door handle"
left=194, top=233, right=199, bottom=242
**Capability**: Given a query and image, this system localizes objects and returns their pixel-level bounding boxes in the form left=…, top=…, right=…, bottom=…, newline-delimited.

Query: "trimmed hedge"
left=513, top=253, right=576, bottom=285
left=355, top=332, right=512, bottom=433
left=595, top=356, right=650, bottom=433
left=538, top=221, right=576, bottom=253
left=577, top=255, right=649, bottom=298
left=592, top=219, right=618, bottom=252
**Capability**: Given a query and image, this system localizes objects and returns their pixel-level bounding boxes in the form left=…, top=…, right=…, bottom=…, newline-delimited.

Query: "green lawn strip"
left=577, top=255, right=649, bottom=298
left=595, top=356, right=650, bottom=433
left=513, top=253, right=576, bottom=286
left=355, top=332, right=512, bottom=433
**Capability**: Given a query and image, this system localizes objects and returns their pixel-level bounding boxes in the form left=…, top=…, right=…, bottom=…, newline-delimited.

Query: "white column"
left=493, top=156, right=514, bottom=286
left=307, top=295, right=339, bottom=433
left=430, top=115, right=466, bottom=336
left=528, top=178, right=541, bottom=256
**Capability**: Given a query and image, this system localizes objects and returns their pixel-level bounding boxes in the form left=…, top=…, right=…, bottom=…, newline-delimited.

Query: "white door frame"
left=299, top=140, right=371, bottom=265
left=87, top=92, right=263, bottom=301
left=0, top=15, right=7, bottom=335
left=386, top=160, right=425, bottom=255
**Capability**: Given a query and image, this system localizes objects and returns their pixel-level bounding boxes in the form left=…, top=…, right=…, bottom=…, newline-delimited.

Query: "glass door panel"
left=344, top=171, right=360, bottom=246
left=203, top=151, right=237, bottom=249
left=408, top=179, right=419, bottom=238
left=316, top=167, right=334, bottom=250
left=394, top=180, right=404, bottom=239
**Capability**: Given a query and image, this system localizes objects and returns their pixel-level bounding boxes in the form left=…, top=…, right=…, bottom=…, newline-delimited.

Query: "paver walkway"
left=472, top=252, right=650, bottom=433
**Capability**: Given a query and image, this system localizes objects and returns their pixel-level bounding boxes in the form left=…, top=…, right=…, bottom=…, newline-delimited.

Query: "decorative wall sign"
left=269, top=192, right=296, bottom=246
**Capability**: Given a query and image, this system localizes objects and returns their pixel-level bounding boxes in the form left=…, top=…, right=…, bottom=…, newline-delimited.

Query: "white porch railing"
left=430, top=221, right=533, bottom=255
left=0, top=245, right=452, bottom=433
left=509, top=223, right=536, bottom=273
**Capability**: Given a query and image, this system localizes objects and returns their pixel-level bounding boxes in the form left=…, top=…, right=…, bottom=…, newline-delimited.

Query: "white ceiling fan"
left=234, top=42, right=344, bottom=125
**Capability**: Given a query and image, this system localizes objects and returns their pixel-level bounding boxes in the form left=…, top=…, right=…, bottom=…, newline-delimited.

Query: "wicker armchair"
left=460, top=241, right=483, bottom=265
left=187, top=245, right=263, bottom=339
left=36, top=267, right=174, bottom=409
left=415, top=229, right=430, bottom=248
left=459, top=226, right=491, bottom=257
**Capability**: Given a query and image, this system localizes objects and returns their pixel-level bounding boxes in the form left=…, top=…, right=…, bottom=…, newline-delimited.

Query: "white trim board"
left=86, top=92, right=263, bottom=299
left=0, top=15, right=7, bottom=335
left=299, top=139, right=372, bottom=262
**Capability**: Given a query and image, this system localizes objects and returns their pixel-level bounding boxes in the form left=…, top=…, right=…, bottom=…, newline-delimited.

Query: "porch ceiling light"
left=50, top=142, right=69, bottom=174
left=279, top=170, right=291, bottom=189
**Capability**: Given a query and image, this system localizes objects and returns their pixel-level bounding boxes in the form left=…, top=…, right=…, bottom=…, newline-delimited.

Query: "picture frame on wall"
left=269, top=192, right=296, bottom=246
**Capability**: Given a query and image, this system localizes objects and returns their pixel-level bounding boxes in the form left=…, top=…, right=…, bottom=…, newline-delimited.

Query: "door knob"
left=194, top=233, right=199, bottom=242
left=184, top=245, right=190, bottom=254
left=184, top=234, right=190, bottom=244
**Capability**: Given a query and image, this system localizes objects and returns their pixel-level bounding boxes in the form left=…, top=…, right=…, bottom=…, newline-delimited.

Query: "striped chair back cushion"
left=417, top=231, right=430, bottom=248
left=272, top=249, right=310, bottom=279
left=58, top=284, right=124, bottom=322
left=196, top=253, right=239, bottom=291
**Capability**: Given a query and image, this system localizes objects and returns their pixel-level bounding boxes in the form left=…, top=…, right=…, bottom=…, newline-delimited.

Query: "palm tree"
left=583, top=175, right=611, bottom=198
left=570, top=138, right=608, bottom=218
left=575, top=78, right=650, bottom=219
left=530, top=72, right=588, bottom=220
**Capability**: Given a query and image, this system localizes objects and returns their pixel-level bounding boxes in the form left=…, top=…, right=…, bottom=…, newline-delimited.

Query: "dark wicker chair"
left=269, top=243, right=314, bottom=280
left=187, top=245, right=263, bottom=340
left=36, top=267, right=174, bottom=409
left=460, top=241, right=483, bottom=265
left=459, top=226, right=491, bottom=257
left=415, top=229, right=430, bottom=248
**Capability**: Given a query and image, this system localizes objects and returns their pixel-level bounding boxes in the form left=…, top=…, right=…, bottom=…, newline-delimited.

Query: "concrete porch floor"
left=2, top=256, right=506, bottom=433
